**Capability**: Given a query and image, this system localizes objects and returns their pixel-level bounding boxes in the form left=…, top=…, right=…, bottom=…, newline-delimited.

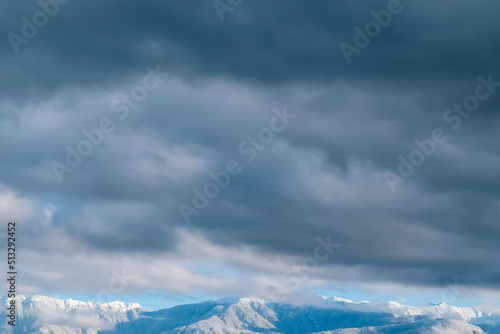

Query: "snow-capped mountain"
left=0, top=295, right=147, bottom=334
left=1, top=295, right=499, bottom=333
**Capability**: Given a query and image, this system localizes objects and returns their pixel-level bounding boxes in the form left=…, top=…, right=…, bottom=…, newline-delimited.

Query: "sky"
left=0, top=0, right=500, bottom=311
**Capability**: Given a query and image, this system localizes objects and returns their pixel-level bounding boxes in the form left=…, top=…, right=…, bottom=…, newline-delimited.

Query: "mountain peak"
left=0, top=295, right=495, bottom=333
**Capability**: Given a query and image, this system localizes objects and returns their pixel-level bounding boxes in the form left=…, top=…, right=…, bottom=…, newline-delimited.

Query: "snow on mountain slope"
left=0, top=295, right=498, bottom=333
left=315, top=319, right=484, bottom=334
left=321, top=297, right=484, bottom=321
left=0, top=295, right=147, bottom=334
left=104, top=297, right=492, bottom=334
left=103, top=297, right=280, bottom=334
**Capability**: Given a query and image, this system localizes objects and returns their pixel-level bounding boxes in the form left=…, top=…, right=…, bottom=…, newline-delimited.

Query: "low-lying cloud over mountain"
left=2, top=295, right=497, bottom=333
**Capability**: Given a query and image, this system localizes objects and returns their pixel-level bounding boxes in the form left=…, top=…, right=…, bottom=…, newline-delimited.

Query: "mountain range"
left=1, top=295, right=499, bottom=333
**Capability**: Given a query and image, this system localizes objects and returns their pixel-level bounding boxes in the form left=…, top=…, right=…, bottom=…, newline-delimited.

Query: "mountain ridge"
left=0, top=295, right=498, bottom=333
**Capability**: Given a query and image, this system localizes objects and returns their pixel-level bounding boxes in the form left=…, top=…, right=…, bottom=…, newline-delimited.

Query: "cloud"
left=1, top=0, right=500, bottom=305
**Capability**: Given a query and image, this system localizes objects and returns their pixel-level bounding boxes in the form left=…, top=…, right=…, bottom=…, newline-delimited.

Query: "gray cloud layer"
left=1, top=0, right=499, bottom=301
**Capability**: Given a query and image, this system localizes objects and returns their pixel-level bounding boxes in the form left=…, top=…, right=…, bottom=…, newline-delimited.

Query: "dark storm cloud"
left=1, top=0, right=500, bottom=296
left=2, top=0, right=500, bottom=98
